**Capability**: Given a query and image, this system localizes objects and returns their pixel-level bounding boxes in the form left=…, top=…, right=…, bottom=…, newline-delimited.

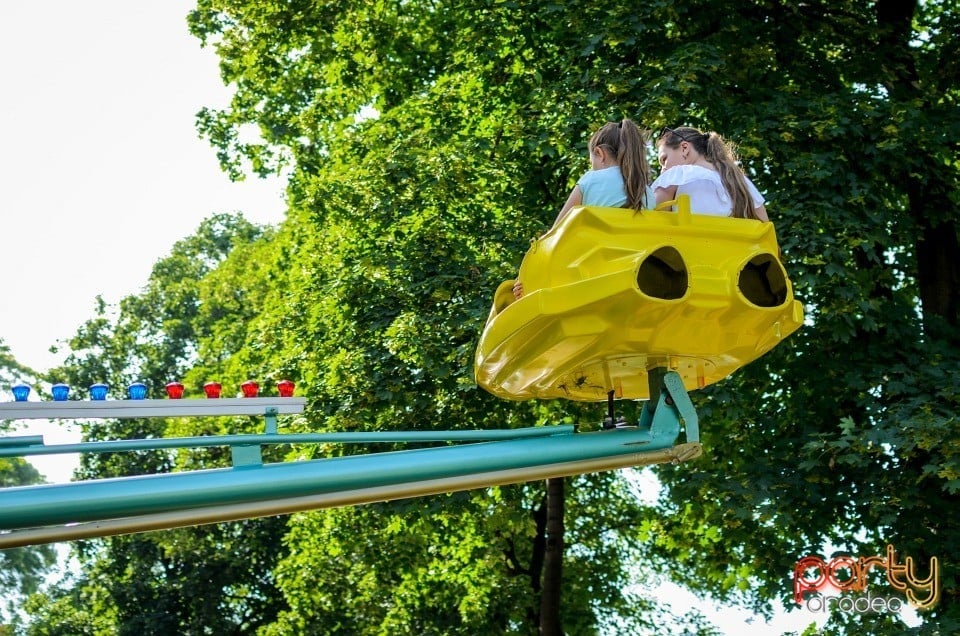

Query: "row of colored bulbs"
left=9, top=380, right=296, bottom=402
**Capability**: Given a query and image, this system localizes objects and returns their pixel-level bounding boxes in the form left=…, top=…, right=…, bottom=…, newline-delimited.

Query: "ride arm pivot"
left=638, top=369, right=699, bottom=444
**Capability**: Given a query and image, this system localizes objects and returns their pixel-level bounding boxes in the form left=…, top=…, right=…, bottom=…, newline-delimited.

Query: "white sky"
left=0, top=0, right=285, bottom=538
left=0, top=1, right=286, bottom=375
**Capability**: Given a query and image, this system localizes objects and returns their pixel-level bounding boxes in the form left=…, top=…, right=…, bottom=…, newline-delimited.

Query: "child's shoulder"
left=580, top=166, right=622, bottom=183
left=652, top=165, right=721, bottom=188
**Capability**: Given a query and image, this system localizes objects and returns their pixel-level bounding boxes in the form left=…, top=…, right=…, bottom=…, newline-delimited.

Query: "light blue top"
left=578, top=166, right=654, bottom=208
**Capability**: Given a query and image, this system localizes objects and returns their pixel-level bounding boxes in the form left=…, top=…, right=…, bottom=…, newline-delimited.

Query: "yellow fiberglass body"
left=474, top=197, right=804, bottom=401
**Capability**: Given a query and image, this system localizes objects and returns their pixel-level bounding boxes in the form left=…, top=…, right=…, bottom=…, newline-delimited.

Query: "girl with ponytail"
left=514, top=118, right=654, bottom=298
left=550, top=118, right=654, bottom=228
left=653, top=126, right=768, bottom=221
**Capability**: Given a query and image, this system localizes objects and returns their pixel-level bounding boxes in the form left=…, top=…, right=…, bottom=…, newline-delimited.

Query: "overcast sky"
left=0, top=1, right=286, bottom=376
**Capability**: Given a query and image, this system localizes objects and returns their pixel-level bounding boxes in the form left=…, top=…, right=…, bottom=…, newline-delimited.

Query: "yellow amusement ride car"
left=475, top=195, right=803, bottom=432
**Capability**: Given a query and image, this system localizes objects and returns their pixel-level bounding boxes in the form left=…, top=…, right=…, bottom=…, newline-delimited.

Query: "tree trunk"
left=539, top=477, right=565, bottom=636
left=916, top=219, right=960, bottom=336
left=876, top=0, right=960, bottom=337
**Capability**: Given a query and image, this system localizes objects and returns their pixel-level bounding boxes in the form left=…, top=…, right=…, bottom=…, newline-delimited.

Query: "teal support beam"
left=664, top=371, right=699, bottom=442
left=0, top=425, right=578, bottom=459
left=230, top=406, right=279, bottom=467
left=230, top=444, right=263, bottom=467
left=0, top=435, right=44, bottom=448
left=264, top=407, right=279, bottom=435
left=636, top=370, right=698, bottom=443
left=0, top=439, right=702, bottom=549
left=0, top=424, right=682, bottom=532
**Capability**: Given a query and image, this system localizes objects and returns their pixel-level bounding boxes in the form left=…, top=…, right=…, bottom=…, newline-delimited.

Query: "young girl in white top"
left=514, top=119, right=654, bottom=298
left=652, top=126, right=769, bottom=222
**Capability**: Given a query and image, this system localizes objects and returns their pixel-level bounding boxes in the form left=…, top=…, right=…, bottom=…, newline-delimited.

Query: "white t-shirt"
left=652, top=165, right=764, bottom=216
left=578, top=166, right=654, bottom=209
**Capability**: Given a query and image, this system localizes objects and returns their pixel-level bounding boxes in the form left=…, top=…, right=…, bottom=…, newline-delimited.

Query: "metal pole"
left=0, top=425, right=577, bottom=459
left=0, top=397, right=306, bottom=420
left=0, top=426, right=681, bottom=532
left=0, top=442, right=702, bottom=548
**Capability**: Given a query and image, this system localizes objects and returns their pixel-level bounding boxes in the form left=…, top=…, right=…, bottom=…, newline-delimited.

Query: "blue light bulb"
left=11, top=384, right=30, bottom=402
left=127, top=382, right=147, bottom=400
left=51, top=383, right=70, bottom=401
left=89, top=383, right=109, bottom=401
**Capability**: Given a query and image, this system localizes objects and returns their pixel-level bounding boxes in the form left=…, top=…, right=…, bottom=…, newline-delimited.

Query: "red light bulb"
left=240, top=380, right=259, bottom=398
left=203, top=382, right=222, bottom=399
left=165, top=382, right=185, bottom=399
left=277, top=380, right=295, bottom=397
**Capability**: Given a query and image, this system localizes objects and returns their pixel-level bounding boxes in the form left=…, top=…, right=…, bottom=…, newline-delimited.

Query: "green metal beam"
left=0, top=441, right=702, bottom=549
left=0, top=425, right=577, bottom=459
left=0, top=426, right=679, bottom=532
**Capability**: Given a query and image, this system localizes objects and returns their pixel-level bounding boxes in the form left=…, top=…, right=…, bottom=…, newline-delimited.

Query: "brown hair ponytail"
left=702, top=133, right=756, bottom=220
left=617, top=119, right=651, bottom=210
left=589, top=119, right=652, bottom=210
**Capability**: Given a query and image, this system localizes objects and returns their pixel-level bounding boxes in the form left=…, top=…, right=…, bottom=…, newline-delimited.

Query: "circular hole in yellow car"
left=636, top=246, right=688, bottom=300
left=738, top=253, right=789, bottom=308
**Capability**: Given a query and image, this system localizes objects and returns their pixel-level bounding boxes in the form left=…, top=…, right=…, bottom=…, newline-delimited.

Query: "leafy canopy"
left=17, top=1, right=960, bottom=634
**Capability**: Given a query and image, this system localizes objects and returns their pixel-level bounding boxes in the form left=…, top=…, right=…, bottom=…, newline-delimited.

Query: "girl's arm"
left=654, top=184, right=678, bottom=206
left=744, top=175, right=768, bottom=221
left=551, top=185, right=583, bottom=228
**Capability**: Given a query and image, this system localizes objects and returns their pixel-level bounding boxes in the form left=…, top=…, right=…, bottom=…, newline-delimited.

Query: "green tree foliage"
left=20, top=0, right=959, bottom=634
left=182, top=3, right=678, bottom=632
left=188, top=0, right=960, bottom=632
left=24, top=216, right=293, bottom=635
left=1, top=342, right=57, bottom=630
left=628, top=3, right=960, bottom=635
